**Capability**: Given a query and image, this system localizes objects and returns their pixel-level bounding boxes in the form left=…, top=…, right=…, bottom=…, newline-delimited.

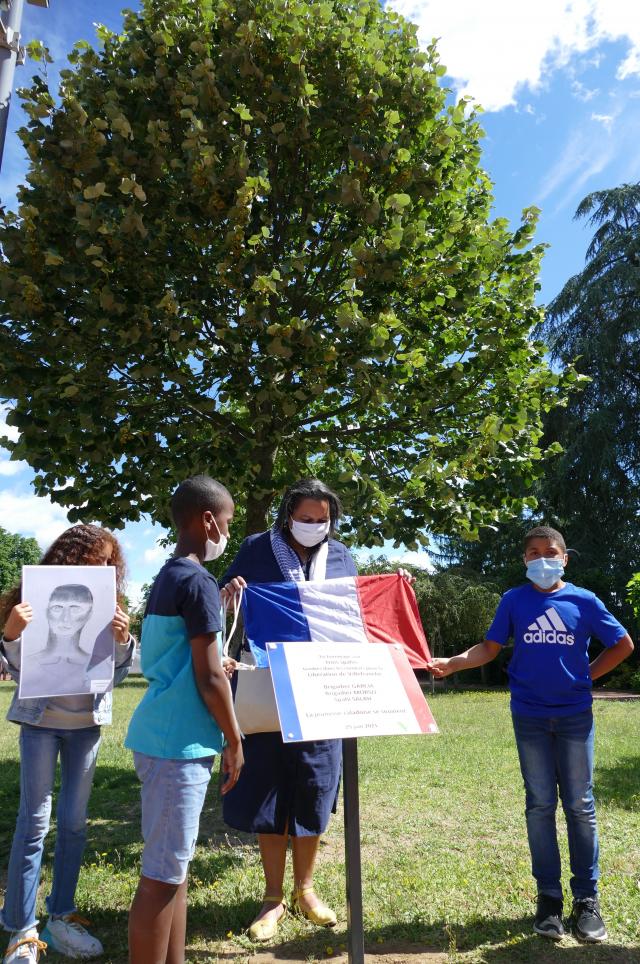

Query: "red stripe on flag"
left=355, top=574, right=432, bottom=669
left=388, top=644, right=439, bottom=733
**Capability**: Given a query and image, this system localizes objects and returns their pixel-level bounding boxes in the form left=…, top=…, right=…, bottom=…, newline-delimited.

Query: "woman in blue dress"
left=220, top=478, right=356, bottom=941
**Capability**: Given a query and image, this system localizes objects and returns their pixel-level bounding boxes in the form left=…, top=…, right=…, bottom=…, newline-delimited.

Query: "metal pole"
left=0, top=0, right=26, bottom=170
left=342, top=737, right=365, bottom=964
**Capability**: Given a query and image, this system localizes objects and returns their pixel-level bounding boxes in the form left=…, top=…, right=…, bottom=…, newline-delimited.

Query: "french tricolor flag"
left=241, top=573, right=432, bottom=670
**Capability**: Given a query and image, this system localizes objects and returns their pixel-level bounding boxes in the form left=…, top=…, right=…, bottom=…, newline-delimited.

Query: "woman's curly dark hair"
left=1, top=524, right=127, bottom=628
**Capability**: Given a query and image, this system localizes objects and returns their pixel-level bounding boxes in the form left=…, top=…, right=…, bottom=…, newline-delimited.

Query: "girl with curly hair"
left=0, top=525, right=134, bottom=964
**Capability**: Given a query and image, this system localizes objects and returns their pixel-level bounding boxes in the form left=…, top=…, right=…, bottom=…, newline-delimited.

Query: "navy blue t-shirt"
left=125, top=558, right=223, bottom=758
left=486, top=582, right=626, bottom=717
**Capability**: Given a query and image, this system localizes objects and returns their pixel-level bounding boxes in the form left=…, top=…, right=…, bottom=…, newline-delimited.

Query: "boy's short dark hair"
left=523, top=525, right=566, bottom=552
left=170, top=475, right=232, bottom=528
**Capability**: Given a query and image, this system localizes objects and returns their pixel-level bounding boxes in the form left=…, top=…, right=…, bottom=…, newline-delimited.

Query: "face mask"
left=204, top=517, right=228, bottom=562
left=526, top=557, right=564, bottom=590
left=289, top=519, right=331, bottom=548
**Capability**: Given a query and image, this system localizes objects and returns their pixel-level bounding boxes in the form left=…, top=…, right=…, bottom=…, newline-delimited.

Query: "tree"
left=0, top=527, right=41, bottom=595
left=0, top=0, right=573, bottom=542
left=127, top=580, right=153, bottom=642
left=412, top=571, right=500, bottom=660
left=536, top=183, right=640, bottom=600
left=438, top=183, right=640, bottom=617
left=358, top=556, right=504, bottom=679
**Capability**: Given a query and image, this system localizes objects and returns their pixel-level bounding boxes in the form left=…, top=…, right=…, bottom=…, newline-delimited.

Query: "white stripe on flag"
left=297, top=578, right=368, bottom=643
left=545, top=608, right=566, bottom=631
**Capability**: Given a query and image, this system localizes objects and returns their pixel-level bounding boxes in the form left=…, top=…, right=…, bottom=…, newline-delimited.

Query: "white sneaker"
left=3, top=927, right=46, bottom=963
left=40, top=915, right=103, bottom=959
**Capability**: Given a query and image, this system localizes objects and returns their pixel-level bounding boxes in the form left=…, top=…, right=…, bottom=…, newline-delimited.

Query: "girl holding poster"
left=0, top=525, right=134, bottom=964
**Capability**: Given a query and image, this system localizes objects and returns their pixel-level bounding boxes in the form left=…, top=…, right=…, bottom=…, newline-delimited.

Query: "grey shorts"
left=134, top=752, right=214, bottom=884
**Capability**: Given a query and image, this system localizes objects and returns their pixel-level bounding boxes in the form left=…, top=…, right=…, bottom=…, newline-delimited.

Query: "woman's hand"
left=4, top=603, right=33, bottom=642
left=222, top=656, right=237, bottom=680
left=397, top=567, right=416, bottom=585
left=112, top=605, right=131, bottom=645
left=220, top=576, right=247, bottom=603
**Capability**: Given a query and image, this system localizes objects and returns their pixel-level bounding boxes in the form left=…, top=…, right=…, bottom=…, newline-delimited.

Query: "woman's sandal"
left=247, top=894, right=287, bottom=942
left=291, top=885, right=337, bottom=928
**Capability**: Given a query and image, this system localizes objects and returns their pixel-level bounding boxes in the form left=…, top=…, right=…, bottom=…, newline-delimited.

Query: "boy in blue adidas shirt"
left=125, top=475, right=243, bottom=964
left=429, top=526, right=633, bottom=944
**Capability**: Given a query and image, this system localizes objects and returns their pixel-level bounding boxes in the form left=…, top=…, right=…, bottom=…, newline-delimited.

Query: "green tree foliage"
left=627, top=573, right=640, bottom=623
left=0, top=527, right=41, bottom=595
left=413, top=571, right=501, bottom=661
left=0, top=0, right=573, bottom=541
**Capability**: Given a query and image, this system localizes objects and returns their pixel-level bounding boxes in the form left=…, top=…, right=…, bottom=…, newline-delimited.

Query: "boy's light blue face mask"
left=525, top=557, right=565, bottom=590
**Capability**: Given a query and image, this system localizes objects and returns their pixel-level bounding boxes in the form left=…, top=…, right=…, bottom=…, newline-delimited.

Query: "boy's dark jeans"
left=512, top=708, right=599, bottom=901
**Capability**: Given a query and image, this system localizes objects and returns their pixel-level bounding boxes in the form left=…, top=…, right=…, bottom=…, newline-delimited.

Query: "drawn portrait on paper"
left=19, top=566, right=116, bottom=699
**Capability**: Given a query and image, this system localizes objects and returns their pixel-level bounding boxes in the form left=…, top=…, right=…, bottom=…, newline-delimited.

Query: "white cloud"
left=396, top=550, right=436, bottom=572
left=0, top=407, right=28, bottom=475
left=354, top=546, right=435, bottom=572
left=535, top=96, right=637, bottom=208
left=540, top=134, right=616, bottom=211
left=572, top=80, right=599, bottom=101
left=144, top=541, right=174, bottom=564
left=126, top=580, right=145, bottom=610
left=0, top=406, right=20, bottom=444
left=591, top=111, right=615, bottom=126
left=388, top=0, right=640, bottom=111
left=0, top=489, right=71, bottom=548
left=0, top=455, right=28, bottom=477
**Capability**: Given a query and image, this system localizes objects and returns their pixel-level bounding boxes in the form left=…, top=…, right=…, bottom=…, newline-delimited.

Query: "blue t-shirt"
left=486, top=582, right=626, bottom=717
left=125, top=558, right=223, bottom=759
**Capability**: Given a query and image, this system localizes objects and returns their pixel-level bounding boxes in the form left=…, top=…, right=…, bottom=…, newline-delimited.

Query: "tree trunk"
left=244, top=442, right=279, bottom=536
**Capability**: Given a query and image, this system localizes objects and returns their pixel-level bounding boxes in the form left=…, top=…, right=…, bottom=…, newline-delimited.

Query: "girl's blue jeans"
left=512, top=708, right=599, bottom=901
left=1, top=723, right=101, bottom=932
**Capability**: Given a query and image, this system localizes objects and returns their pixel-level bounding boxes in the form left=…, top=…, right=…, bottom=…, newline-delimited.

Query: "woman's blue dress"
left=220, top=531, right=357, bottom=836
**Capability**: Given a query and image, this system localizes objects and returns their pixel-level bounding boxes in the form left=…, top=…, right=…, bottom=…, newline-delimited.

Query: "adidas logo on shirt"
left=524, top=607, right=575, bottom=645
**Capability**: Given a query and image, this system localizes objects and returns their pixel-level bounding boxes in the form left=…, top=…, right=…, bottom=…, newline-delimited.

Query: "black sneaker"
left=569, top=897, right=608, bottom=943
left=533, top=894, right=565, bottom=940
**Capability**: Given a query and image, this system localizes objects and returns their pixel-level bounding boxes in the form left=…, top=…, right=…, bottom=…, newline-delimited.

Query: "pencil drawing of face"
left=46, top=584, right=94, bottom=646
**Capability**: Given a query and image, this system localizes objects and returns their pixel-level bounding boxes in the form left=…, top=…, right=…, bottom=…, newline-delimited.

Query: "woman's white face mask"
left=289, top=519, right=330, bottom=547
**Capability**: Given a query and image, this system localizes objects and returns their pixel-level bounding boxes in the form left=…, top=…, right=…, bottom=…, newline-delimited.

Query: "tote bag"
left=234, top=665, right=280, bottom=735
left=223, top=590, right=280, bottom=735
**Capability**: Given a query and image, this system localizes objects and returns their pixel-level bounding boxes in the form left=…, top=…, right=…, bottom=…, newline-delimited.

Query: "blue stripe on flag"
left=266, top=643, right=303, bottom=742
left=242, top=582, right=311, bottom=667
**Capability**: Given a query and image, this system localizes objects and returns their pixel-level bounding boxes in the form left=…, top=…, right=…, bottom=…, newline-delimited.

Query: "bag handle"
left=222, top=586, right=243, bottom=658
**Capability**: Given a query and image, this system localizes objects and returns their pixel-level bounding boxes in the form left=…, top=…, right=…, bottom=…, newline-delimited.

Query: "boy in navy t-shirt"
left=126, top=475, right=243, bottom=964
left=429, top=526, right=634, bottom=944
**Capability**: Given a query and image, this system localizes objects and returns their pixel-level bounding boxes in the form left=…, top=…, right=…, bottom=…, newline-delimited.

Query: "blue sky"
left=1, top=0, right=640, bottom=601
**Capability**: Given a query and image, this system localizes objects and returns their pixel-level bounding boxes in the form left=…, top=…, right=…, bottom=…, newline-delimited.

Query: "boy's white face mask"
left=204, top=516, right=227, bottom=561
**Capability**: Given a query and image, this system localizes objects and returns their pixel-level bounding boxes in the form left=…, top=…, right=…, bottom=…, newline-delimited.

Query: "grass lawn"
left=0, top=680, right=639, bottom=963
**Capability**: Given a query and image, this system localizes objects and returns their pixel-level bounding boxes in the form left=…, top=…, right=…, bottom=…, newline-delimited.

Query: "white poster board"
left=267, top=640, right=439, bottom=742
left=19, top=566, right=116, bottom=699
